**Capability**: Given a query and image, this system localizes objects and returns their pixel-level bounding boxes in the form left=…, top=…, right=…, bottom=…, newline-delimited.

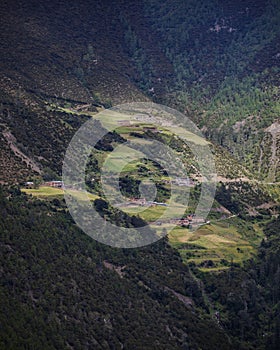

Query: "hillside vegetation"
left=0, top=0, right=279, bottom=182
left=0, top=1, right=280, bottom=349
left=0, top=188, right=232, bottom=350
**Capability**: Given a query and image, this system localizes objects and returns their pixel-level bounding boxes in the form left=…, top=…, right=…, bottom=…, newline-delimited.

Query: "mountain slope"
left=0, top=188, right=233, bottom=350
left=0, top=1, right=280, bottom=349
left=1, top=0, right=279, bottom=183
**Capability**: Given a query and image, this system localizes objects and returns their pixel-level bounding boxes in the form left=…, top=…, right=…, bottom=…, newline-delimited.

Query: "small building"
left=172, top=178, right=195, bottom=187
left=44, top=180, right=64, bottom=188
left=129, top=198, right=146, bottom=206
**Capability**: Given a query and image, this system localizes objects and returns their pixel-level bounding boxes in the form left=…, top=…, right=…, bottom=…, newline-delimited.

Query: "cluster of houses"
left=24, top=179, right=209, bottom=229
left=162, top=178, right=195, bottom=187
left=170, top=214, right=196, bottom=227
left=43, top=180, right=64, bottom=188
left=25, top=180, right=64, bottom=188
left=127, top=198, right=167, bottom=207
left=163, top=214, right=209, bottom=227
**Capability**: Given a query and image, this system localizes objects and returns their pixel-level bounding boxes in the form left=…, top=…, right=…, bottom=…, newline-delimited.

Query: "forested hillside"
left=0, top=188, right=232, bottom=350
left=0, top=1, right=279, bottom=349
left=0, top=0, right=279, bottom=182
left=141, top=0, right=280, bottom=180
left=202, top=215, right=280, bottom=349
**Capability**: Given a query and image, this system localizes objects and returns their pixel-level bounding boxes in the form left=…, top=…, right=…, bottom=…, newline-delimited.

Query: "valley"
left=0, top=0, right=279, bottom=349
left=21, top=108, right=277, bottom=272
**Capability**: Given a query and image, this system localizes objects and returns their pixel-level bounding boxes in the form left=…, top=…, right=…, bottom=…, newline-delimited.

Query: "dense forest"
left=200, top=216, right=280, bottom=349
left=0, top=187, right=279, bottom=349
left=0, top=188, right=232, bottom=350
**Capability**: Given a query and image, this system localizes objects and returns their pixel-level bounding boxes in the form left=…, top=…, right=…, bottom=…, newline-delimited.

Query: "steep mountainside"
left=142, top=0, right=280, bottom=180
left=0, top=188, right=233, bottom=350
left=0, top=0, right=279, bottom=182
left=0, top=1, right=280, bottom=350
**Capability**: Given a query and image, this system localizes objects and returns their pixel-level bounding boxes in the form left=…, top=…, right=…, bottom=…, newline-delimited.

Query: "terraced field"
left=169, top=219, right=264, bottom=271
left=21, top=111, right=268, bottom=272
left=22, top=186, right=99, bottom=201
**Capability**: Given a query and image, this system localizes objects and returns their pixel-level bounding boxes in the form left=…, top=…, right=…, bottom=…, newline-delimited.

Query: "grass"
left=21, top=108, right=267, bottom=273
left=122, top=201, right=186, bottom=222
left=102, top=145, right=146, bottom=173
left=115, top=126, right=141, bottom=134
left=95, top=110, right=133, bottom=129
left=91, top=109, right=210, bottom=146
left=66, top=189, right=99, bottom=202
left=22, top=187, right=264, bottom=272
left=168, top=220, right=263, bottom=271
left=123, top=205, right=166, bottom=222
left=22, top=186, right=64, bottom=197
left=22, top=186, right=99, bottom=201
left=264, top=183, right=280, bottom=202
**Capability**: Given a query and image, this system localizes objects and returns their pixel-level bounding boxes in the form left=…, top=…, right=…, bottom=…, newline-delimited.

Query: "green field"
left=22, top=186, right=64, bottom=197
left=123, top=205, right=166, bottom=222
left=90, top=109, right=210, bottom=147
left=22, top=186, right=264, bottom=271
left=22, top=186, right=99, bottom=201
left=21, top=108, right=266, bottom=273
left=122, top=201, right=262, bottom=271
left=122, top=201, right=186, bottom=221
left=168, top=219, right=263, bottom=271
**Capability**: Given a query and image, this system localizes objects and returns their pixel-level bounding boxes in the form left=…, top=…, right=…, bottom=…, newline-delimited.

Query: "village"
left=24, top=179, right=210, bottom=228
left=115, top=196, right=209, bottom=227
left=25, top=180, right=64, bottom=188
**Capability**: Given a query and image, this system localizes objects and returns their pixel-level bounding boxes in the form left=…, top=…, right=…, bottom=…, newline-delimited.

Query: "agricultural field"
left=22, top=186, right=64, bottom=198
left=21, top=112, right=268, bottom=273
left=22, top=186, right=99, bottom=202
left=168, top=218, right=264, bottom=271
